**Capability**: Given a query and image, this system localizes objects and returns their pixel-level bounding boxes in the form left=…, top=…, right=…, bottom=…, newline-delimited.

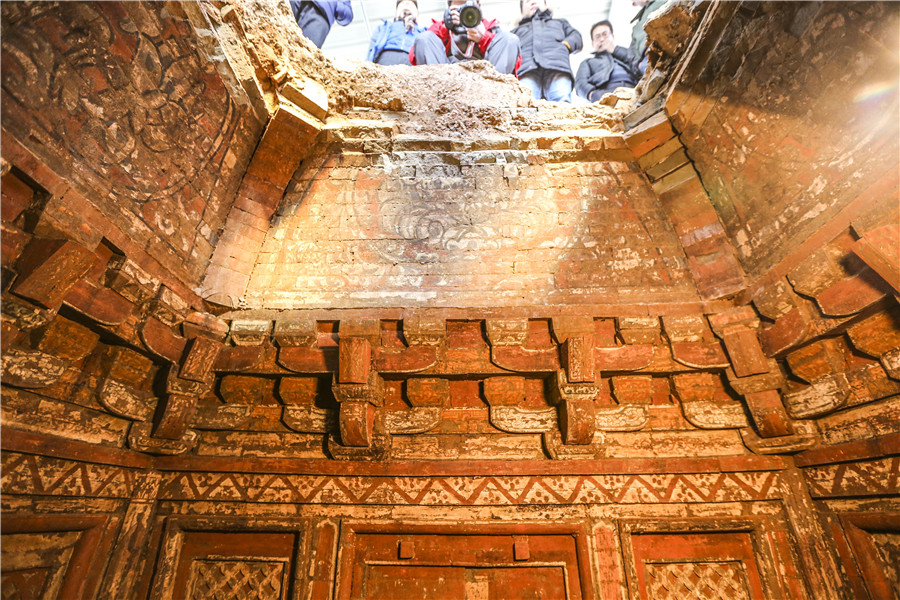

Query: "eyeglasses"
left=592, top=31, right=612, bottom=40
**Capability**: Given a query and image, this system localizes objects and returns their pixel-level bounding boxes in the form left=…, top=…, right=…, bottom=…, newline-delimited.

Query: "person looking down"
left=512, top=0, right=582, bottom=102
left=410, top=0, right=521, bottom=75
left=367, top=0, right=427, bottom=65
left=574, top=20, right=641, bottom=103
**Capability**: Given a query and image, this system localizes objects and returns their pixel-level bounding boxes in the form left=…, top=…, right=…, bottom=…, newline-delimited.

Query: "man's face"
left=396, top=0, right=417, bottom=20
left=591, top=25, right=613, bottom=52
left=521, top=0, right=546, bottom=17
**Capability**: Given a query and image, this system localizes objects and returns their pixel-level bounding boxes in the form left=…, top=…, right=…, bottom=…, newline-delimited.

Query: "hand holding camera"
left=444, top=1, right=482, bottom=36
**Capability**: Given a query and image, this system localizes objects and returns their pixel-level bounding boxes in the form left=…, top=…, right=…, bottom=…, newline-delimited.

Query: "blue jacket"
left=367, top=18, right=426, bottom=62
left=292, top=1, right=353, bottom=27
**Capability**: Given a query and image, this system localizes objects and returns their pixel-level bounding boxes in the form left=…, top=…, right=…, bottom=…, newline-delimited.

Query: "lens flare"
left=853, top=81, right=898, bottom=104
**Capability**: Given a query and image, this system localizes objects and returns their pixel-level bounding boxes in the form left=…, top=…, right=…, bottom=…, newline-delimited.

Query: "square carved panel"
left=629, top=531, right=766, bottom=600
left=187, top=558, right=287, bottom=600
left=149, top=518, right=308, bottom=600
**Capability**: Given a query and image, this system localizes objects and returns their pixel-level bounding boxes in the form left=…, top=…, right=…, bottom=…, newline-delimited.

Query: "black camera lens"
left=458, top=3, right=481, bottom=28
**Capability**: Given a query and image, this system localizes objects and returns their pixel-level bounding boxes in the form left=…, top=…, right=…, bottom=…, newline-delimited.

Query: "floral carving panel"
left=0, top=1, right=263, bottom=284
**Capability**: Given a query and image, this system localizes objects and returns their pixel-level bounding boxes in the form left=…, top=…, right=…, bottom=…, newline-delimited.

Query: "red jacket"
left=409, top=17, right=520, bottom=74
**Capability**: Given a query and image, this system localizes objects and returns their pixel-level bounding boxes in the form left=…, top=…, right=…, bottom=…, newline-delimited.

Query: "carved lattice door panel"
left=629, top=531, right=767, bottom=600
left=168, top=532, right=296, bottom=600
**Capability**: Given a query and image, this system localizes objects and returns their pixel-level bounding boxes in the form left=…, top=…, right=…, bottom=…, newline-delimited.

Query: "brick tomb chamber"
left=1, top=1, right=898, bottom=598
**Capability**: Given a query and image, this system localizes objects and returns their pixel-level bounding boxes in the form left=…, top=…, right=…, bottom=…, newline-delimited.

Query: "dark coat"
left=512, top=9, right=582, bottom=78
left=290, top=0, right=353, bottom=28
left=574, top=46, right=641, bottom=101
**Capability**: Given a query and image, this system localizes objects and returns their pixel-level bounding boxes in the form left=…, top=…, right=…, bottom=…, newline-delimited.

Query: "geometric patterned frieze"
left=158, top=471, right=784, bottom=506
left=0, top=450, right=787, bottom=505
left=802, top=457, right=900, bottom=498
left=645, top=561, right=752, bottom=600
left=0, top=452, right=136, bottom=498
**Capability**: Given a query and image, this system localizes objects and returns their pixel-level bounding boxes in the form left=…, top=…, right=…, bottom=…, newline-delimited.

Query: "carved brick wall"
left=243, top=132, right=699, bottom=309
left=0, top=446, right=829, bottom=600
left=153, top=528, right=298, bottom=600
left=0, top=1, right=265, bottom=286
left=668, top=2, right=899, bottom=277
left=0, top=514, right=119, bottom=600
left=0, top=2, right=898, bottom=600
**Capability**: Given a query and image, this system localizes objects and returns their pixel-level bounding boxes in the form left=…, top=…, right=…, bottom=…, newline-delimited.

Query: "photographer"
left=512, top=0, right=582, bottom=102
left=410, top=0, right=521, bottom=75
left=367, top=0, right=427, bottom=65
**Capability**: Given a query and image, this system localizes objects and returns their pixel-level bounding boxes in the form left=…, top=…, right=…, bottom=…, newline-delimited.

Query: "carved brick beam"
left=97, top=347, right=157, bottom=423
left=780, top=314, right=900, bottom=420
left=133, top=311, right=236, bottom=454
left=5, top=235, right=139, bottom=345
left=275, top=316, right=446, bottom=458
left=483, top=375, right=649, bottom=441
left=0, top=347, right=68, bottom=390
left=384, top=378, right=445, bottom=436
left=487, top=315, right=728, bottom=377
left=707, top=307, right=819, bottom=453
left=661, top=315, right=730, bottom=370
left=708, top=307, right=800, bottom=439
left=276, top=317, right=440, bottom=376
left=331, top=319, right=383, bottom=450
left=10, top=237, right=99, bottom=309
left=549, top=316, right=599, bottom=445
left=753, top=278, right=815, bottom=357
left=481, top=315, right=723, bottom=452
left=848, top=309, right=900, bottom=382
left=4, top=223, right=198, bottom=365
left=486, top=319, right=558, bottom=374
left=256, top=315, right=720, bottom=378
left=282, top=377, right=446, bottom=440
left=672, top=372, right=749, bottom=430
left=787, top=234, right=892, bottom=319
left=781, top=338, right=851, bottom=419
left=852, top=224, right=900, bottom=294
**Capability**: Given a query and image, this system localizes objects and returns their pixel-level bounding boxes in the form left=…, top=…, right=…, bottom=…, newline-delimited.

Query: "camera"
left=443, top=1, right=482, bottom=35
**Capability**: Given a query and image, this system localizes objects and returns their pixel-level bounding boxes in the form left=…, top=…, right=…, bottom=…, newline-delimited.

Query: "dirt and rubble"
left=334, top=59, right=631, bottom=137
left=222, top=0, right=633, bottom=138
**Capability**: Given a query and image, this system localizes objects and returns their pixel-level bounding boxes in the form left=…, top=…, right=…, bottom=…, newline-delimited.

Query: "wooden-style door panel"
left=834, top=513, right=900, bottom=600
left=338, top=524, right=592, bottom=600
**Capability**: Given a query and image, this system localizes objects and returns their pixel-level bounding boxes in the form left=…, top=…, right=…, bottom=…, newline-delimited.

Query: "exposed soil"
left=339, top=59, right=630, bottom=137
left=228, top=0, right=633, bottom=138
